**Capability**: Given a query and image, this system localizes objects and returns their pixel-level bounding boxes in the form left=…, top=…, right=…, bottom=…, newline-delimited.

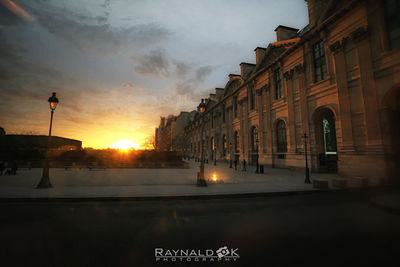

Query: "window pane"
left=313, top=40, right=326, bottom=82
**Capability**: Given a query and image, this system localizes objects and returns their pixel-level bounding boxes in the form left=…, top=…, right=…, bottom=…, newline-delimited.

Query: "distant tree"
left=143, top=135, right=155, bottom=150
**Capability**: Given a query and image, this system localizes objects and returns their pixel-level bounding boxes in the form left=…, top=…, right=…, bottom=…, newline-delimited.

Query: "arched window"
left=234, top=131, right=239, bottom=153
left=251, top=126, right=258, bottom=152
left=276, top=120, right=287, bottom=153
left=222, top=134, right=227, bottom=156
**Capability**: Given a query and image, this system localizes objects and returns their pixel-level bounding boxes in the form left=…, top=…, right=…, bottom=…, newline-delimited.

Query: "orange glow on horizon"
left=71, top=126, right=153, bottom=150
left=110, top=140, right=139, bottom=150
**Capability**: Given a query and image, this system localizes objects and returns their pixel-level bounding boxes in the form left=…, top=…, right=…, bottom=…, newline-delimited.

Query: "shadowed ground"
left=0, top=189, right=399, bottom=267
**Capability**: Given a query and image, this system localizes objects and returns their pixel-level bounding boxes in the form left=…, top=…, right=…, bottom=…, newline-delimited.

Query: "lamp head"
left=48, top=92, right=59, bottom=111
left=198, top=99, right=206, bottom=113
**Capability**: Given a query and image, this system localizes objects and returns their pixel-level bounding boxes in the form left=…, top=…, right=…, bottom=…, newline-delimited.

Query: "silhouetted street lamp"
left=229, top=142, right=233, bottom=168
left=37, top=92, right=59, bottom=189
left=303, top=133, right=311, bottom=184
left=197, top=99, right=207, bottom=187
left=213, top=144, right=216, bottom=166
left=255, top=138, right=259, bottom=173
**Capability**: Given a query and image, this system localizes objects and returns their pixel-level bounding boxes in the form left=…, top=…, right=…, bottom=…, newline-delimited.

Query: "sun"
left=110, top=140, right=139, bottom=150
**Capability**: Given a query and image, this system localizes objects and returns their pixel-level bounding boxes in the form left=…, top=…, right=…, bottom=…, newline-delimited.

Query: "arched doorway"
left=276, top=120, right=287, bottom=154
left=313, top=108, right=338, bottom=173
left=382, top=88, right=400, bottom=184
left=222, top=134, right=227, bottom=157
left=234, top=131, right=240, bottom=163
left=250, top=126, right=259, bottom=165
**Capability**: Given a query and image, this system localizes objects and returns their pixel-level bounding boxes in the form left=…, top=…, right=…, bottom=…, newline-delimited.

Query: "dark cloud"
left=134, top=49, right=170, bottom=76
left=134, top=50, right=201, bottom=79
left=174, top=65, right=214, bottom=102
left=196, top=65, right=213, bottom=81
left=16, top=1, right=171, bottom=57
left=174, top=61, right=191, bottom=77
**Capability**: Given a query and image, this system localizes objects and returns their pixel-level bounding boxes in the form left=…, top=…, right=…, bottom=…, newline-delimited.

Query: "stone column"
left=241, top=98, right=249, bottom=162
left=264, top=83, right=274, bottom=167
left=238, top=99, right=244, bottom=161
left=330, top=38, right=355, bottom=151
left=284, top=69, right=296, bottom=153
left=296, top=64, right=310, bottom=138
left=351, top=27, right=382, bottom=146
left=256, top=86, right=264, bottom=153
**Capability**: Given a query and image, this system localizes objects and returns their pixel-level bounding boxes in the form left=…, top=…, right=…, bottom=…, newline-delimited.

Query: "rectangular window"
left=250, top=85, right=256, bottom=110
left=275, top=69, right=282, bottom=99
left=313, top=40, right=327, bottom=82
left=234, top=96, right=238, bottom=117
left=385, top=0, right=400, bottom=49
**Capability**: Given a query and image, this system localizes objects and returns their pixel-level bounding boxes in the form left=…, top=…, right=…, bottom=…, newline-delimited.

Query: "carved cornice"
left=238, top=97, right=247, bottom=104
left=350, top=26, right=369, bottom=43
left=283, top=69, right=294, bottom=80
left=294, top=64, right=304, bottom=74
left=262, top=83, right=271, bottom=91
left=329, top=37, right=348, bottom=54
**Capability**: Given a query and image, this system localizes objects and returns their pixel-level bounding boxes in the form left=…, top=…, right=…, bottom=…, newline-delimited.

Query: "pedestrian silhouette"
left=0, top=162, right=4, bottom=176
left=242, top=159, right=246, bottom=171
left=234, top=159, right=237, bottom=170
left=11, top=162, right=18, bottom=175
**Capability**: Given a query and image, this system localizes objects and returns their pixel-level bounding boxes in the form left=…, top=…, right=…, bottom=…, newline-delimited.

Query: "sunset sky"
left=0, top=0, right=308, bottom=149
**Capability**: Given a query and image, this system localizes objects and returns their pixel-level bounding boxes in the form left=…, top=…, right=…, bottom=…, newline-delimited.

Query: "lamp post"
left=255, top=138, right=259, bottom=173
left=37, top=92, right=59, bottom=189
left=197, top=100, right=207, bottom=187
left=213, top=142, right=216, bottom=166
left=229, top=142, right=233, bottom=168
left=303, top=133, right=311, bottom=184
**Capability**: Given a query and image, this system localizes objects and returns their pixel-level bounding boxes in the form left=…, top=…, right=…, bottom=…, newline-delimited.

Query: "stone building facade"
left=174, top=0, right=400, bottom=184
left=155, top=112, right=195, bottom=153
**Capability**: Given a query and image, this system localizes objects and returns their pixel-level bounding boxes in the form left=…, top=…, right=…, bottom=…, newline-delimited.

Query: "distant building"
left=155, top=112, right=195, bottom=153
left=161, top=0, right=400, bottom=185
left=0, top=135, right=82, bottom=162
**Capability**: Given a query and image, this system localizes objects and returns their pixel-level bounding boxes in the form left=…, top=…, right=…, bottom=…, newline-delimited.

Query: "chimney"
left=240, top=62, right=256, bottom=79
left=228, top=74, right=241, bottom=81
left=274, top=25, right=299, bottom=42
left=306, top=0, right=330, bottom=28
left=209, top=93, right=216, bottom=101
left=254, top=47, right=266, bottom=65
left=215, top=88, right=224, bottom=99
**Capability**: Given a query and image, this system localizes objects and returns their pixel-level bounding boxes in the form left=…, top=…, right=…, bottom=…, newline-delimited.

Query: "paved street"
left=1, top=189, right=399, bottom=267
left=0, top=160, right=342, bottom=199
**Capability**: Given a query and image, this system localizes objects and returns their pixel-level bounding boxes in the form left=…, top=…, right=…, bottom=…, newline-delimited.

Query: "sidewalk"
left=0, top=160, right=343, bottom=200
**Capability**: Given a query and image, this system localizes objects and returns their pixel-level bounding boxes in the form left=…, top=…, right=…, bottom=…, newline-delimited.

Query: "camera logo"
left=216, top=246, right=230, bottom=259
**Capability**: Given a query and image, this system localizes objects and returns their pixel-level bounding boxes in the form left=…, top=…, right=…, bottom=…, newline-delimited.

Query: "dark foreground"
left=1, top=189, right=399, bottom=267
